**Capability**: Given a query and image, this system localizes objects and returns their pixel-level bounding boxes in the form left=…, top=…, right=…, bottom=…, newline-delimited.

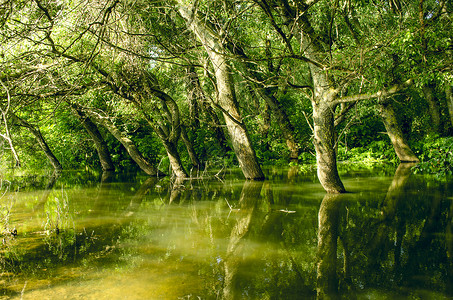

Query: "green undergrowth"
left=412, top=135, right=453, bottom=178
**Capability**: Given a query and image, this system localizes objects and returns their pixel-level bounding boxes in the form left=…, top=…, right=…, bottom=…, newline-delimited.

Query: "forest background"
left=0, top=0, right=452, bottom=193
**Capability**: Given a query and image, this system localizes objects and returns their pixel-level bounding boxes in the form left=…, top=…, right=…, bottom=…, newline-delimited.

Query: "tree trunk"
left=185, top=66, right=201, bottom=129
left=317, top=193, right=342, bottom=299
left=185, top=66, right=231, bottom=154
left=177, top=4, right=264, bottom=180
left=422, top=83, right=442, bottom=132
left=446, top=85, right=453, bottom=129
left=223, top=42, right=300, bottom=162
left=12, top=114, right=62, bottom=171
left=162, top=139, right=187, bottom=179
left=313, top=101, right=346, bottom=193
left=378, top=102, right=419, bottom=162
left=256, top=88, right=300, bottom=162
left=180, top=124, right=200, bottom=169
left=83, top=108, right=159, bottom=176
left=73, top=107, right=115, bottom=171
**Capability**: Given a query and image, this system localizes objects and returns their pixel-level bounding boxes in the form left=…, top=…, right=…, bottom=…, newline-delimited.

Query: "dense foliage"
left=0, top=0, right=451, bottom=185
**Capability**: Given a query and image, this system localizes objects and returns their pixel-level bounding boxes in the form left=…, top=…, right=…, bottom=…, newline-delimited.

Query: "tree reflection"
left=222, top=180, right=263, bottom=300
left=316, top=193, right=342, bottom=299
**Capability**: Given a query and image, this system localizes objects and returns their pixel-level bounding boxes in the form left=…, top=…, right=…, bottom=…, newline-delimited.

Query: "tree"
left=177, top=2, right=265, bottom=180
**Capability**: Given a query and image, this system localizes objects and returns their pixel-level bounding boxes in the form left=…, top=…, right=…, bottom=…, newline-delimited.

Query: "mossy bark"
left=378, top=102, right=419, bottom=162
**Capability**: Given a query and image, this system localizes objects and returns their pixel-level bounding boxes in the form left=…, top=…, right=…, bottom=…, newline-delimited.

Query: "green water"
left=0, top=164, right=451, bottom=299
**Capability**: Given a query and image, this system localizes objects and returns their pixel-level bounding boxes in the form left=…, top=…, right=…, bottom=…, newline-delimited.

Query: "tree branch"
left=333, top=79, right=413, bottom=104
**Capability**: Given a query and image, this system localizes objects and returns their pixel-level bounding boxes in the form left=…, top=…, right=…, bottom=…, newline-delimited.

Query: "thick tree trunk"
left=378, top=102, right=419, bottom=162
left=422, top=83, right=442, bottom=132
left=12, top=114, right=61, bottom=171
left=313, top=101, right=346, bottom=193
left=446, top=85, right=453, bottom=129
left=317, top=193, right=342, bottom=299
left=73, top=108, right=115, bottom=171
left=177, top=4, right=264, bottom=180
left=84, top=109, right=159, bottom=176
left=162, top=139, right=187, bottom=179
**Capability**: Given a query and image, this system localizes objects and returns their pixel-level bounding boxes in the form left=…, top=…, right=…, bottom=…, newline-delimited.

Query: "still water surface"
left=0, top=164, right=451, bottom=299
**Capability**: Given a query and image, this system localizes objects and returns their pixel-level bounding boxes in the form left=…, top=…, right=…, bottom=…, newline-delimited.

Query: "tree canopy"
left=0, top=0, right=452, bottom=192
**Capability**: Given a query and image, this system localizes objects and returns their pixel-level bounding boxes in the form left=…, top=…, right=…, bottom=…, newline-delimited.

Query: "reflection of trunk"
left=169, top=177, right=185, bottom=204
left=380, top=163, right=415, bottom=220
left=180, top=124, right=200, bottom=169
left=378, top=102, right=419, bottom=162
left=313, top=101, right=346, bottom=193
left=317, top=193, right=342, bottom=299
left=446, top=85, right=453, bottom=129
left=422, top=83, right=441, bottom=132
left=447, top=199, right=453, bottom=295
left=32, top=171, right=60, bottom=212
left=223, top=181, right=263, bottom=300
left=370, top=163, right=413, bottom=260
left=12, top=114, right=62, bottom=171
left=177, top=4, right=264, bottom=180
left=83, top=109, right=159, bottom=176
left=72, top=107, right=115, bottom=171
left=126, top=177, right=158, bottom=213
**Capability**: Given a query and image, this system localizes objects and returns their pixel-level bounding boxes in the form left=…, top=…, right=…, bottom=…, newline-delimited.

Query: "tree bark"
left=378, top=102, right=419, bottom=162
left=82, top=108, right=159, bottom=176
left=72, top=107, right=115, bottom=171
left=177, top=4, right=264, bottom=180
left=422, top=83, right=442, bottom=132
left=256, top=87, right=300, bottom=162
left=313, top=100, right=346, bottom=193
left=446, top=85, right=453, bottom=129
left=12, top=114, right=62, bottom=171
left=180, top=124, right=200, bottom=169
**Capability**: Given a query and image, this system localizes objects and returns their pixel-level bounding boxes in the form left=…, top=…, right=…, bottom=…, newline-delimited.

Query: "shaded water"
left=0, top=164, right=451, bottom=299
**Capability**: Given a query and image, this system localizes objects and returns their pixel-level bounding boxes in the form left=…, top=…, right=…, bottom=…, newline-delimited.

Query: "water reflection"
left=223, top=180, right=263, bottom=299
left=0, top=165, right=451, bottom=299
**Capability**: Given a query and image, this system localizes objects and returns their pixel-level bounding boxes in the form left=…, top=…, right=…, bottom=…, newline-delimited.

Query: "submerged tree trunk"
left=378, top=102, right=419, bottom=162
left=82, top=108, right=159, bottom=176
left=177, top=4, right=264, bottom=180
left=12, top=114, right=62, bottom=171
left=313, top=101, right=346, bottom=193
left=72, top=107, right=115, bottom=171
